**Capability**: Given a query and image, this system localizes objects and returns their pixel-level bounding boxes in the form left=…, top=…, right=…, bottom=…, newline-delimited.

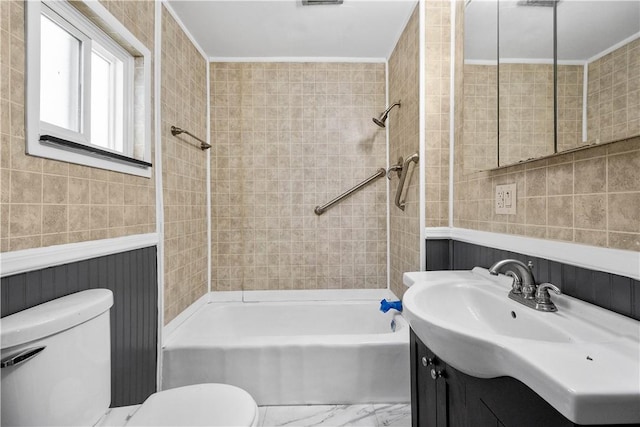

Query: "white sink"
left=402, top=267, right=640, bottom=425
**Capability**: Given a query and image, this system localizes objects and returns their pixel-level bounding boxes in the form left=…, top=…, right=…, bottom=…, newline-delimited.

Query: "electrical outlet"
left=496, top=183, right=516, bottom=215
left=496, top=189, right=505, bottom=209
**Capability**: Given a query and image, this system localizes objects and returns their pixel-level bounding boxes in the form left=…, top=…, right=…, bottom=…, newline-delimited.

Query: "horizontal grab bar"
left=315, top=168, right=386, bottom=215
left=395, top=152, right=419, bottom=211
left=171, top=126, right=211, bottom=150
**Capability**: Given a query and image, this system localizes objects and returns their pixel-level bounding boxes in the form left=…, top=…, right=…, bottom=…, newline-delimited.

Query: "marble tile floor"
left=258, top=404, right=411, bottom=427
left=100, top=403, right=411, bottom=427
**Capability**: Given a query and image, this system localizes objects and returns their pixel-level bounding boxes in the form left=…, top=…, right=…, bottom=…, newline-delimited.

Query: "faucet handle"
left=504, top=270, right=522, bottom=294
left=535, top=283, right=561, bottom=304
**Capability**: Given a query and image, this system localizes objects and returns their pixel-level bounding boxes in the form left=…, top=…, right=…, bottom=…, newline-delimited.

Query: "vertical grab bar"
left=395, top=152, right=419, bottom=211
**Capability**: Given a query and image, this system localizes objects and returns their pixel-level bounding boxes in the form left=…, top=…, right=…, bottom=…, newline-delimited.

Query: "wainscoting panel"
left=1, top=247, right=158, bottom=407
left=425, top=240, right=451, bottom=271
left=426, top=239, right=640, bottom=321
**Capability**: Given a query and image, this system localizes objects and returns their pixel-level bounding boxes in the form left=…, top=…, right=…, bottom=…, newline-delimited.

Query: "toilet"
left=0, top=289, right=259, bottom=426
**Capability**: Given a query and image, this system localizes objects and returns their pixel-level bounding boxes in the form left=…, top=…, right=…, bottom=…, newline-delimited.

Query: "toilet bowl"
left=0, top=289, right=259, bottom=427
left=124, top=384, right=259, bottom=427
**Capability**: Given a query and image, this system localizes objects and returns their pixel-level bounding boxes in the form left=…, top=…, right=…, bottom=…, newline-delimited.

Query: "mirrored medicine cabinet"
left=462, top=0, right=640, bottom=173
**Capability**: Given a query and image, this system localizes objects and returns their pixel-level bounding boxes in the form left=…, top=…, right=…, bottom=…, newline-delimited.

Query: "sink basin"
left=418, top=283, right=574, bottom=342
left=402, top=267, right=640, bottom=425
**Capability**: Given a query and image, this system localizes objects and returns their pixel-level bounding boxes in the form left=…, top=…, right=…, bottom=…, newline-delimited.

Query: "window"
left=26, top=0, right=151, bottom=177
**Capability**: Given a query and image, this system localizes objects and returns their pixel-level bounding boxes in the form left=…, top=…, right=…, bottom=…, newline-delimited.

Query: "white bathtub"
left=162, top=291, right=410, bottom=405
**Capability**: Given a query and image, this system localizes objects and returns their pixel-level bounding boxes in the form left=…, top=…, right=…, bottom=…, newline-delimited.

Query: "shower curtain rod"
left=170, top=126, right=211, bottom=150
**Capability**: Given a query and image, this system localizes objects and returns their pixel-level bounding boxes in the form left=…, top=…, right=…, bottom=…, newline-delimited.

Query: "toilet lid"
left=126, top=384, right=258, bottom=426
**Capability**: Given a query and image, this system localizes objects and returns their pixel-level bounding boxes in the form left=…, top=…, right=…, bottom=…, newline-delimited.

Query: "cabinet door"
left=411, top=330, right=438, bottom=427
left=465, top=386, right=502, bottom=427
left=443, top=361, right=466, bottom=427
left=435, top=370, right=448, bottom=427
left=465, top=375, right=574, bottom=427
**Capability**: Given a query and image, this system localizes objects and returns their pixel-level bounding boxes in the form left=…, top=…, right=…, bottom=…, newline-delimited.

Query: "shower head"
left=372, top=117, right=386, bottom=128
left=373, top=101, right=401, bottom=128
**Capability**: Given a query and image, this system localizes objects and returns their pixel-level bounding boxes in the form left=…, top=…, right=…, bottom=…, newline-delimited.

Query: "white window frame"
left=90, top=37, right=130, bottom=153
left=38, top=8, right=89, bottom=143
left=26, top=0, right=152, bottom=178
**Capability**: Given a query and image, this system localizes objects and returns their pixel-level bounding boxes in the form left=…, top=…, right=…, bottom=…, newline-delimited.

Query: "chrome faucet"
left=489, top=259, right=536, bottom=298
left=489, top=259, right=561, bottom=312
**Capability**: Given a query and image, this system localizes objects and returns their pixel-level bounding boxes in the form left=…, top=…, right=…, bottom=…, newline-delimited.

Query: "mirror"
left=461, top=0, right=556, bottom=172
left=462, top=0, right=639, bottom=174
left=556, top=1, right=640, bottom=151
left=498, top=0, right=555, bottom=167
left=462, top=0, right=499, bottom=173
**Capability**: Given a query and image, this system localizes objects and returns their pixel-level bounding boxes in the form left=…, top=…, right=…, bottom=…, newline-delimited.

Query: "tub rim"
left=163, top=288, right=401, bottom=341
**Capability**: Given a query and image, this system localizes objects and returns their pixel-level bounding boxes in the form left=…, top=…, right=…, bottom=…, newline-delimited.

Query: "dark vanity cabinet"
left=410, top=330, right=639, bottom=427
left=410, top=330, right=464, bottom=427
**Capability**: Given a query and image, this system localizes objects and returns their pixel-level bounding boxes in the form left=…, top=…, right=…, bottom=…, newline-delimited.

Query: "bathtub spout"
left=380, top=299, right=402, bottom=313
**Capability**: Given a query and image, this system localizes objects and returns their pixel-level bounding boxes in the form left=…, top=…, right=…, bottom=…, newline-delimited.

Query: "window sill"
left=40, top=135, right=152, bottom=168
left=27, top=135, right=153, bottom=178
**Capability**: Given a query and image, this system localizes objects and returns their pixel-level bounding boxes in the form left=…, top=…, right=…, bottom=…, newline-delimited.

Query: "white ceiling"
left=166, top=0, right=418, bottom=60
left=464, top=0, right=640, bottom=62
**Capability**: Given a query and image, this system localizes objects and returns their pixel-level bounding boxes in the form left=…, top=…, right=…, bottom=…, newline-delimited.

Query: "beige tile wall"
left=161, top=7, right=208, bottom=324
left=210, top=62, right=387, bottom=292
left=453, top=0, right=465, bottom=216
left=0, top=0, right=156, bottom=253
left=587, top=38, right=640, bottom=146
left=389, top=5, right=420, bottom=299
left=455, top=4, right=639, bottom=253
left=424, top=1, right=450, bottom=229
left=454, top=135, right=640, bottom=251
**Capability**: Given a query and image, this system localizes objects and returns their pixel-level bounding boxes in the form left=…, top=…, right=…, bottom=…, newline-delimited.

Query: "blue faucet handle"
left=380, top=299, right=403, bottom=313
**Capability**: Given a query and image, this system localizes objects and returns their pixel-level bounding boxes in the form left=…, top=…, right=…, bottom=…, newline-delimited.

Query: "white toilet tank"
left=1, top=289, right=114, bottom=426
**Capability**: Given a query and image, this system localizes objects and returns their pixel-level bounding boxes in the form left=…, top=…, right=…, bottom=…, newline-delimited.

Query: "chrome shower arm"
left=373, top=100, right=401, bottom=128
left=382, top=102, right=401, bottom=116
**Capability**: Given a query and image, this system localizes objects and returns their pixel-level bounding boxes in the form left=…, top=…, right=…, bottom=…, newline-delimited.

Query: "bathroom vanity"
left=403, top=268, right=640, bottom=427
left=410, top=330, right=639, bottom=427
